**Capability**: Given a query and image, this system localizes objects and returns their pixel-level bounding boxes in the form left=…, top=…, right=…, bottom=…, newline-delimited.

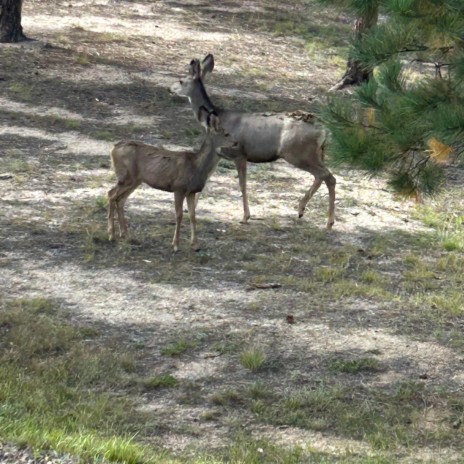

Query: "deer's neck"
left=189, top=80, right=218, bottom=121
left=195, top=136, right=219, bottom=176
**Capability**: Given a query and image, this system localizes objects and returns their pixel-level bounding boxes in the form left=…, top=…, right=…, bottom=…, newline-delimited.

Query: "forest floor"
left=1, top=1, right=463, bottom=463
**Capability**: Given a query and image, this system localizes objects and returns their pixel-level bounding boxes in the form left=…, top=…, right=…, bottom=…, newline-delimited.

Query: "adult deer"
left=107, top=108, right=234, bottom=251
left=170, top=54, right=336, bottom=229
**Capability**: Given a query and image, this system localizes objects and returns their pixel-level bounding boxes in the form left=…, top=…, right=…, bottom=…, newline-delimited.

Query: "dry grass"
left=0, top=0, right=463, bottom=462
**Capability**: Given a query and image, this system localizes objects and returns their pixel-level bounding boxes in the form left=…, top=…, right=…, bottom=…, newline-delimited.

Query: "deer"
left=107, top=108, right=235, bottom=251
left=170, top=54, right=336, bottom=229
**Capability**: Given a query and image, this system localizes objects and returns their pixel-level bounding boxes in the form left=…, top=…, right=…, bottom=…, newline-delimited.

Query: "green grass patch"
left=161, top=130, right=174, bottom=140
left=250, top=381, right=463, bottom=451
left=94, top=31, right=129, bottom=43
left=75, top=53, right=91, bottom=66
left=0, top=297, right=167, bottom=463
left=419, top=291, right=464, bottom=317
left=211, top=338, right=244, bottom=356
left=332, top=280, right=393, bottom=300
left=314, top=265, right=343, bottom=282
left=2, top=298, right=357, bottom=462
left=92, top=194, right=109, bottom=213
left=81, top=224, right=108, bottom=262
left=10, top=82, right=33, bottom=100
left=185, top=127, right=201, bottom=137
left=415, top=205, right=464, bottom=252
left=248, top=382, right=272, bottom=400
left=92, top=129, right=114, bottom=141
left=328, top=357, right=380, bottom=374
left=161, top=338, right=197, bottom=357
left=361, top=269, right=382, bottom=284
left=64, top=119, right=82, bottom=130
left=117, top=122, right=148, bottom=137
left=2, top=157, right=34, bottom=174
left=219, top=433, right=307, bottom=464
left=211, top=389, right=244, bottom=407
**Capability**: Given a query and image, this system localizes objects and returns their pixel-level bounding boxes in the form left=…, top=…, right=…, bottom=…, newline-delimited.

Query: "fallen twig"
left=246, top=282, right=282, bottom=291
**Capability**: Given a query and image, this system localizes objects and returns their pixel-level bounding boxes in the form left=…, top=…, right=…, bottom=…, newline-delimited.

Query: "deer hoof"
left=326, top=222, right=334, bottom=230
left=172, top=245, right=179, bottom=252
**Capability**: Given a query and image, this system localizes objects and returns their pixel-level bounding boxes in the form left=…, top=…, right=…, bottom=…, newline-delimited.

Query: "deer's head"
left=198, top=106, right=237, bottom=151
left=169, top=54, right=214, bottom=98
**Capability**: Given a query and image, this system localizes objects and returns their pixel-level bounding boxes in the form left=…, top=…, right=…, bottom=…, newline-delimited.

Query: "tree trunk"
left=0, top=0, right=28, bottom=43
left=330, top=5, right=379, bottom=91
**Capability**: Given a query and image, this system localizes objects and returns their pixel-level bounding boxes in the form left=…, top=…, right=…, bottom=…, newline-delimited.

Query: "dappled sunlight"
left=0, top=96, right=85, bottom=121
left=1, top=0, right=463, bottom=462
left=0, top=261, right=257, bottom=328
left=0, top=92, right=164, bottom=132
left=23, top=12, right=236, bottom=42
left=0, top=124, right=112, bottom=156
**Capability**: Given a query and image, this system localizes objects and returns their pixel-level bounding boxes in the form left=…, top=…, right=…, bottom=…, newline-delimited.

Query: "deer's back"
left=111, top=141, right=197, bottom=192
left=219, top=111, right=325, bottom=162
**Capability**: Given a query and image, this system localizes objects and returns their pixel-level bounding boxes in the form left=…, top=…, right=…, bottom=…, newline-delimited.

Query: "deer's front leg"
left=234, top=156, right=250, bottom=224
left=172, top=191, right=185, bottom=252
left=186, top=193, right=199, bottom=251
left=116, top=186, right=137, bottom=238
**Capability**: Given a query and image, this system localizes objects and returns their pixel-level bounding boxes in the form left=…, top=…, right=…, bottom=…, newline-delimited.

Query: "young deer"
left=170, top=54, right=336, bottom=229
left=107, top=109, right=234, bottom=251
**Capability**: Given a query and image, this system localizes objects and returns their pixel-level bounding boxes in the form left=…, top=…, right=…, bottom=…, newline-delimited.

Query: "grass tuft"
left=240, top=347, right=266, bottom=371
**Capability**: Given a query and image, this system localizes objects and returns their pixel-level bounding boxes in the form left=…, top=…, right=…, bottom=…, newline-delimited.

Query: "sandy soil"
left=1, top=1, right=463, bottom=461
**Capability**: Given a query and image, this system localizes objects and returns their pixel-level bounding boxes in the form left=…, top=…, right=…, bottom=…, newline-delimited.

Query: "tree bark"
left=0, top=0, right=28, bottom=43
left=330, top=5, right=379, bottom=91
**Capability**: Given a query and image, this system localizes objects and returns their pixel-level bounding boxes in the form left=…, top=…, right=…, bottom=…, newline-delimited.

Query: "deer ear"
left=201, top=54, right=214, bottom=79
left=189, top=59, right=201, bottom=78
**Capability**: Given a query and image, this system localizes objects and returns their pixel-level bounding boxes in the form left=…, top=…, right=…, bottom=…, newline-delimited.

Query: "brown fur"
left=107, top=115, right=232, bottom=251
left=170, top=54, right=336, bottom=228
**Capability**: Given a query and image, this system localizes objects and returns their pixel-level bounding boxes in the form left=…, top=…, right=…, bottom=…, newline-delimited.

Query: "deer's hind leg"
left=298, top=178, right=323, bottom=218
left=115, top=184, right=139, bottom=238
left=107, top=180, right=139, bottom=240
left=287, top=148, right=336, bottom=229
left=324, top=172, right=336, bottom=229
left=234, top=155, right=251, bottom=224
left=297, top=169, right=336, bottom=229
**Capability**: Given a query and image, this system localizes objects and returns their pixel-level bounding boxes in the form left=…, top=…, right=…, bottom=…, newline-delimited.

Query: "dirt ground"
left=1, top=0, right=463, bottom=462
